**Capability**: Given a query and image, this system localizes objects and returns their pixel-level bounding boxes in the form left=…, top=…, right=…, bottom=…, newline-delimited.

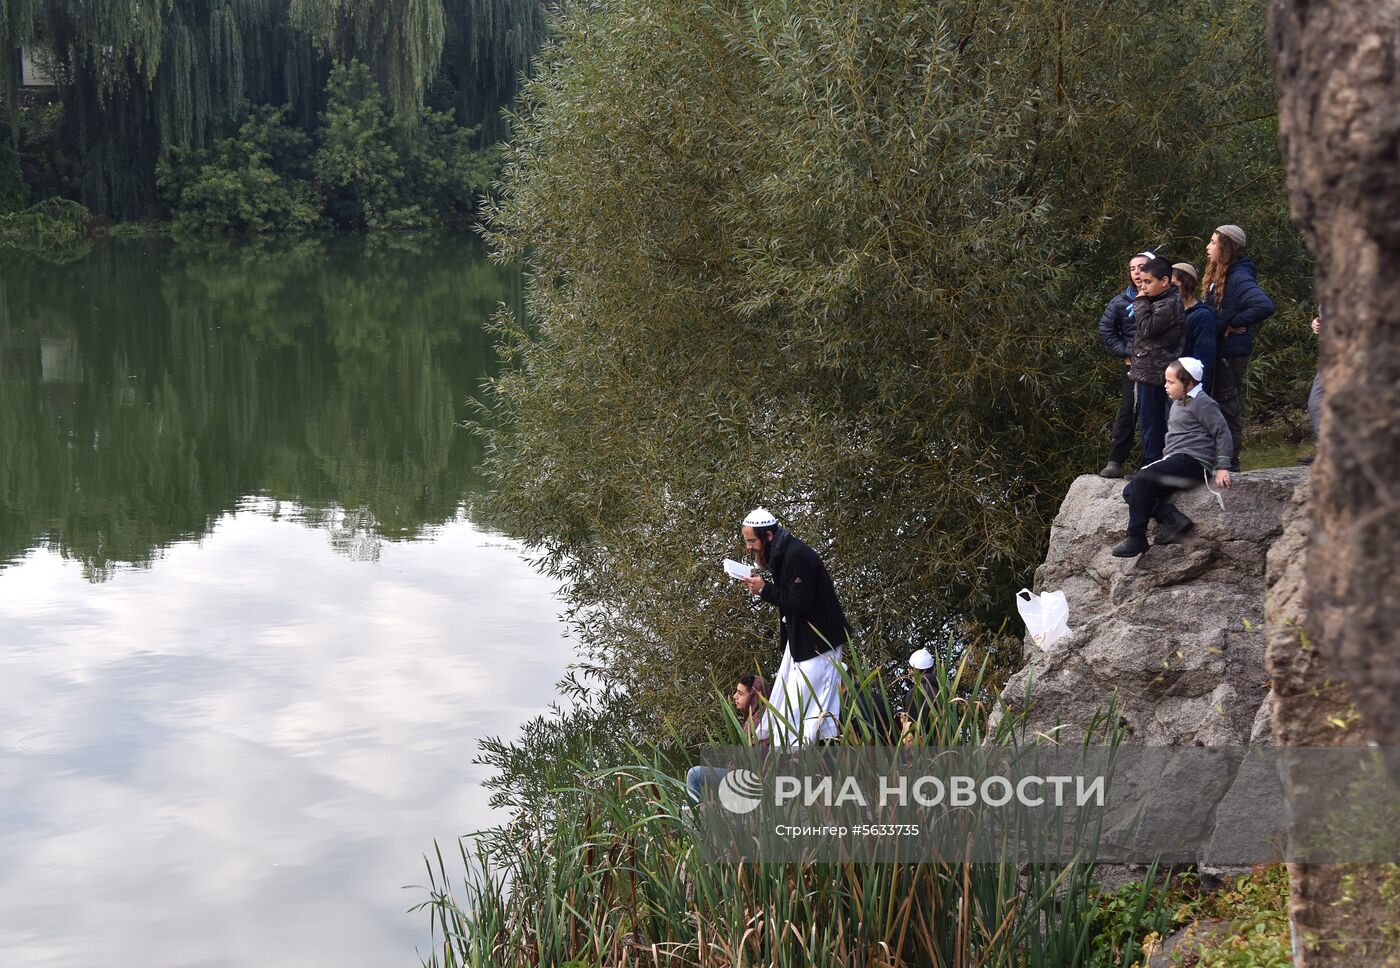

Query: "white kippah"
left=743, top=507, right=778, bottom=528
left=908, top=648, right=935, bottom=670
left=1179, top=357, right=1205, bottom=382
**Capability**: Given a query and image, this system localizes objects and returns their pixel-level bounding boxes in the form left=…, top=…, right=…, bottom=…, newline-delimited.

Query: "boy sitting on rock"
left=1112, top=357, right=1233, bottom=557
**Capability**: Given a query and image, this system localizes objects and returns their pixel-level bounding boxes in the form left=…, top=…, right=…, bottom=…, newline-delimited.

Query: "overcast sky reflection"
left=0, top=506, right=572, bottom=968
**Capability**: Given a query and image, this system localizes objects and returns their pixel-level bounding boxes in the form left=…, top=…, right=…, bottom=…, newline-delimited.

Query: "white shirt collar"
left=1187, top=384, right=1204, bottom=398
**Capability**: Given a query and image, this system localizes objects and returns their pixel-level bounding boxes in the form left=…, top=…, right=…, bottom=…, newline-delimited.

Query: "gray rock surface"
left=994, top=466, right=1309, bottom=746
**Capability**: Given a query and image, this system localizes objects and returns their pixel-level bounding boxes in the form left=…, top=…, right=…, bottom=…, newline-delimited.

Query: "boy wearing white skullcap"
left=1112, top=357, right=1234, bottom=557
left=739, top=507, right=850, bottom=747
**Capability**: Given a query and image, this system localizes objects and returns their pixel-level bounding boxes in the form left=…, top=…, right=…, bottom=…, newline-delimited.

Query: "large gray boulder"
left=994, top=466, right=1309, bottom=746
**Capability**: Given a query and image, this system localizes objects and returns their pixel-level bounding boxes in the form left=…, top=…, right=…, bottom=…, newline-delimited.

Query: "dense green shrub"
left=158, top=107, right=320, bottom=235
left=157, top=62, right=497, bottom=234
left=476, top=0, right=1313, bottom=734
left=314, top=62, right=496, bottom=229
left=0, top=196, right=91, bottom=261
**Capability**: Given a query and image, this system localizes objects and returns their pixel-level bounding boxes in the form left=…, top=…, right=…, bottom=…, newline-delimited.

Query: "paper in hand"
left=723, top=558, right=753, bottom=581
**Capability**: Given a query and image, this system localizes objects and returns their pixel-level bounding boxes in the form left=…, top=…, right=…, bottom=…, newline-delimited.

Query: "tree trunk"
left=1270, top=2, right=1400, bottom=964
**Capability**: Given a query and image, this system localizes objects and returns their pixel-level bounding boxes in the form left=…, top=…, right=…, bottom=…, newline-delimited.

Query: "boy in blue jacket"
left=1173, top=262, right=1220, bottom=394
left=1096, top=251, right=1155, bottom=478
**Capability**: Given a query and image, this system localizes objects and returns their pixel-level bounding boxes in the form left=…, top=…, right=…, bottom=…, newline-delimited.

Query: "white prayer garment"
left=755, top=644, right=844, bottom=748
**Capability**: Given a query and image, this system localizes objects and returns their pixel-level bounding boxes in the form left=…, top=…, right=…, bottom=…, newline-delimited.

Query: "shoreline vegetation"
left=416, top=652, right=1298, bottom=967
left=2, top=60, right=499, bottom=260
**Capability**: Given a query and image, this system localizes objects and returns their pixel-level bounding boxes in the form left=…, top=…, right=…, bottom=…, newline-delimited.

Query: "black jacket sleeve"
left=1097, top=292, right=1133, bottom=357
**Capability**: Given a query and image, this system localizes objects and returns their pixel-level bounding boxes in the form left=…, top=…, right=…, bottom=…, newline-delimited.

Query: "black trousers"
left=1122, top=453, right=1207, bottom=538
left=1108, top=371, right=1137, bottom=464
left=1136, top=381, right=1170, bottom=465
left=1214, top=354, right=1250, bottom=468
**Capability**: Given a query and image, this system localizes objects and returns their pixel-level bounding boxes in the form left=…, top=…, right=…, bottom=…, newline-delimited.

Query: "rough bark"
left=1272, top=0, right=1400, bottom=749
left=1270, top=3, right=1400, bottom=964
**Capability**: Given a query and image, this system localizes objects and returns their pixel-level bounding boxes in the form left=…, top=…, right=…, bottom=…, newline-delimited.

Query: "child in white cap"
left=1112, top=357, right=1233, bottom=557
left=897, top=647, right=938, bottom=746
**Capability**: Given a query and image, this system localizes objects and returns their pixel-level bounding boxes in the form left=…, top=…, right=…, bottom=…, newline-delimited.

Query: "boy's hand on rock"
left=1215, top=469, right=1232, bottom=489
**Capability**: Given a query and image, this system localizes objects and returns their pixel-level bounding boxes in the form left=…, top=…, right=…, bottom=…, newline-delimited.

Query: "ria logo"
left=717, top=769, right=764, bottom=814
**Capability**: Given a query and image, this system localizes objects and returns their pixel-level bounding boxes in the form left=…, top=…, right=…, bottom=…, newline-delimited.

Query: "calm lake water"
left=0, top=234, right=572, bottom=967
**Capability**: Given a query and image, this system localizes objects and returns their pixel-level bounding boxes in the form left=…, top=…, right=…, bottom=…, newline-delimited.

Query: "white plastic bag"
left=1016, top=588, right=1072, bottom=651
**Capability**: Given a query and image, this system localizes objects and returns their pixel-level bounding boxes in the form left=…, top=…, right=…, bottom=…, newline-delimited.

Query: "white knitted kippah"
left=1179, top=357, right=1205, bottom=382
left=908, top=648, right=935, bottom=670
left=743, top=507, right=778, bottom=528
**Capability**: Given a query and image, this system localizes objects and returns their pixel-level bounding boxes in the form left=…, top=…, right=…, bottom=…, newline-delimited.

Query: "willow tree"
left=478, top=0, right=1310, bottom=733
left=1, top=0, right=547, bottom=217
left=289, top=0, right=445, bottom=115
left=440, top=0, right=551, bottom=139
left=10, top=0, right=322, bottom=216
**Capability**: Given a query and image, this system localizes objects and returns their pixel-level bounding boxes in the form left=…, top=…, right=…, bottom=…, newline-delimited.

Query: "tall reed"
left=415, top=648, right=1156, bottom=967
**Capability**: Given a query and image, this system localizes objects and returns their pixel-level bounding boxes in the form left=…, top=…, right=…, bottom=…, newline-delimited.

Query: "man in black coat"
left=739, top=508, right=850, bottom=746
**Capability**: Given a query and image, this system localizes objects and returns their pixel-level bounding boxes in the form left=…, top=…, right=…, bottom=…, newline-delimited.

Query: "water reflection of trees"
left=0, top=233, right=516, bottom=578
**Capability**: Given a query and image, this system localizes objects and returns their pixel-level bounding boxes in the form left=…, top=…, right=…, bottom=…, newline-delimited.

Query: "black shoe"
left=1111, top=535, right=1149, bottom=557
left=1099, top=461, right=1125, bottom=479
left=1154, top=508, right=1195, bottom=545
left=1297, top=453, right=1316, bottom=465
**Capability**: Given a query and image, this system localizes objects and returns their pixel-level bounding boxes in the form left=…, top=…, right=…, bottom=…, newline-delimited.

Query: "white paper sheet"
left=723, top=557, right=753, bottom=580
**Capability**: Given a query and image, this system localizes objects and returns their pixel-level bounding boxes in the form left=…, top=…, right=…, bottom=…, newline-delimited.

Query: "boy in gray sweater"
left=1112, top=357, right=1233, bottom=557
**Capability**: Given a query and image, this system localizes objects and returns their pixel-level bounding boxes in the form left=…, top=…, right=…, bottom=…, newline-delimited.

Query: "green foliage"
left=0, top=135, right=28, bottom=213
left=289, top=0, right=446, bottom=116
left=314, top=61, right=495, bottom=229
left=0, top=195, right=91, bottom=261
left=4, top=91, right=74, bottom=202
left=0, top=0, right=547, bottom=218
left=1084, top=873, right=1198, bottom=967
left=315, top=61, right=408, bottom=227
left=1188, top=865, right=1293, bottom=967
left=156, top=64, right=497, bottom=234
left=476, top=0, right=1314, bottom=735
left=159, top=106, right=320, bottom=235
left=422, top=652, right=1154, bottom=968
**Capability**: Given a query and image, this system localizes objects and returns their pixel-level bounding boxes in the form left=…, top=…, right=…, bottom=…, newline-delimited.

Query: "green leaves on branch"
left=159, top=108, right=319, bottom=235
left=476, top=0, right=1312, bottom=734
left=159, top=62, right=497, bottom=234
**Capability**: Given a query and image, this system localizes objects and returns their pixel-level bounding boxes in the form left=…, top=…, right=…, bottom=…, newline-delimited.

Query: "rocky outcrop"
left=994, top=466, right=1309, bottom=745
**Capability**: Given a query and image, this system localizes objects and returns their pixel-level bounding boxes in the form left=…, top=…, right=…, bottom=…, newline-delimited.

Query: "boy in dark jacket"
left=1096, top=251, right=1155, bottom=478
left=1129, top=257, right=1186, bottom=465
